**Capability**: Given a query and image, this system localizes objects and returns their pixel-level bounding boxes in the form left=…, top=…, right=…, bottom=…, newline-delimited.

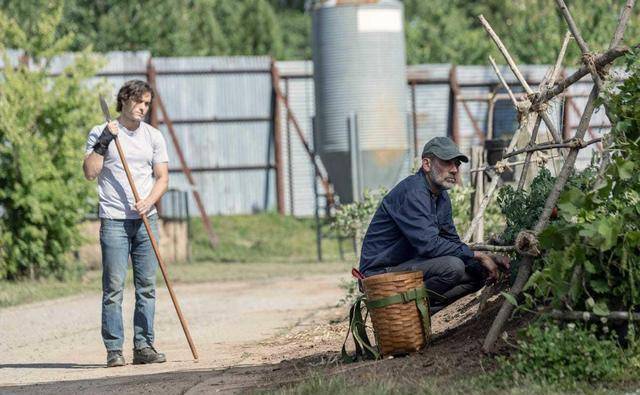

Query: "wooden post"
left=448, top=66, right=460, bottom=144
left=471, top=146, right=485, bottom=243
left=148, top=62, right=219, bottom=249
left=270, top=60, right=286, bottom=215
left=411, top=80, right=419, bottom=155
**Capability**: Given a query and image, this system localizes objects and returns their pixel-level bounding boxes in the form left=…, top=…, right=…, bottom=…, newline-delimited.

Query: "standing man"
left=83, top=80, right=169, bottom=367
left=359, top=137, right=509, bottom=314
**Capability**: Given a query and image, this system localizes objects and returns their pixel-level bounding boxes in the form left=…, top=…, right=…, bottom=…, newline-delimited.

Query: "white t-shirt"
left=85, top=121, right=169, bottom=219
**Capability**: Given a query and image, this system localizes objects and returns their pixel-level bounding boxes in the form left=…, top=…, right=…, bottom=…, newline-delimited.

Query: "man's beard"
left=428, top=167, right=456, bottom=190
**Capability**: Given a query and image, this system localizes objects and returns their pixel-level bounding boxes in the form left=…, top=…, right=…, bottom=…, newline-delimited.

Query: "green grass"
left=191, top=213, right=355, bottom=263
left=265, top=373, right=640, bottom=395
left=0, top=260, right=350, bottom=309
left=1, top=213, right=355, bottom=308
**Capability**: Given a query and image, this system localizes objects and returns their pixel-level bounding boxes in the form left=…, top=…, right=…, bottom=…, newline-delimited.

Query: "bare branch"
left=610, top=0, right=635, bottom=48
left=534, top=44, right=635, bottom=105
left=549, top=32, right=573, bottom=86
left=517, top=116, right=544, bottom=191
left=479, top=15, right=533, bottom=94
left=555, top=0, right=590, bottom=54
left=488, top=56, right=520, bottom=108
left=469, top=154, right=562, bottom=174
left=463, top=175, right=501, bottom=243
left=481, top=15, right=563, bottom=142
left=469, top=244, right=516, bottom=253
left=555, top=0, right=604, bottom=90
left=550, top=310, right=640, bottom=322
left=503, top=137, right=602, bottom=160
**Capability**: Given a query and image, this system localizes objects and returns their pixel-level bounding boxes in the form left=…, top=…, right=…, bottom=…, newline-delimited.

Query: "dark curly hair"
left=116, top=80, right=154, bottom=112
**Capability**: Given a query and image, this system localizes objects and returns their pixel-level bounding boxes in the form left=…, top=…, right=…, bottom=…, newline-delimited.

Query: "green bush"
left=0, top=5, right=102, bottom=279
left=496, top=323, right=639, bottom=387
left=523, top=50, right=640, bottom=315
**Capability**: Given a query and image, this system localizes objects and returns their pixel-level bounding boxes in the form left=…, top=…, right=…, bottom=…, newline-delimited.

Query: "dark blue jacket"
left=359, top=169, right=474, bottom=276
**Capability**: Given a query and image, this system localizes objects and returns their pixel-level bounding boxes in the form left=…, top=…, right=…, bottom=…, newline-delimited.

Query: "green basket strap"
left=366, top=288, right=446, bottom=309
left=341, top=295, right=381, bottom=363
left=366, top=286, right=433, bottom=341
left=365, top=287, right=425, bottom=309
left=416, top=294, right=432, bottom=340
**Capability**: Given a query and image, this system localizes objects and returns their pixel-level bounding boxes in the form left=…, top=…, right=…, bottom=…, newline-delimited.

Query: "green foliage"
left=497, top=168, right=555, bottom=244
left=0, top=6, right=101, bottom=279
left=404, top=0, right=640, bottom=65
left=337, top=278, right=358, bottom=307
left=4, top=1, right=637, bottom=64
left=496, top=323, right=639, bottom=387
left=0, top=0, right=295, bottom=59
left=524, top=51, right=640, bottom=314
left=404, top=0, right=492, bottom=65
left=449, top=185, right=504, bottom=239
left=332, top=189, right=387, bottom=240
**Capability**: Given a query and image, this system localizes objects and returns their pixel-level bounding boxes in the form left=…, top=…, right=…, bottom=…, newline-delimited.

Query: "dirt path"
left=0, top=272, right=348, bottom=392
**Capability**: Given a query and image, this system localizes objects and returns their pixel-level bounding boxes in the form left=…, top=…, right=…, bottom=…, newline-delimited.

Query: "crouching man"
left=359, top=137, right=509, bottom=314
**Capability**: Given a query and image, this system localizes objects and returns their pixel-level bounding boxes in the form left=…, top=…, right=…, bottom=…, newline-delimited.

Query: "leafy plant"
left=332, top=189, right=387, bottom=259
left=496, top=323, right=638, bottom=388
left=523, top=50, right=640, bottom=315
left=496, top=168, right=556, bottom=244
left=0, top=6, right=102, bottom=279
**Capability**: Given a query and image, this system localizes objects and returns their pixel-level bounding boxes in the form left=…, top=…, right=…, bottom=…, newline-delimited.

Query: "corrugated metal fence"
left=3, top=51, right=610, bottom=217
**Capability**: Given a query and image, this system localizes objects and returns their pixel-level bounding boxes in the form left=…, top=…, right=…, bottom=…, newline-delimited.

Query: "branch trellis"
left=459, top=0, right=636, bottom=353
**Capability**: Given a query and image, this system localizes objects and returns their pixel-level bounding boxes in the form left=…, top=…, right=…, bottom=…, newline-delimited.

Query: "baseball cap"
left=421, top=137, right=469, bottom=163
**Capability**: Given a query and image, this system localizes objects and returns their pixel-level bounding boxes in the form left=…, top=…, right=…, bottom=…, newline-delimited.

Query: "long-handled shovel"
left=99, top=95, right=198, bottom=361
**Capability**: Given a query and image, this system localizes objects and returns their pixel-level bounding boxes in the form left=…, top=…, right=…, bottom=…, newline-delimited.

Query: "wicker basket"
left=362, top=271, right=430, bottom=356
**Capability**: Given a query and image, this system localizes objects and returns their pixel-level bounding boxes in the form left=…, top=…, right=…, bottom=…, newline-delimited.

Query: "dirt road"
left=0, top=272, right=347, bottom=393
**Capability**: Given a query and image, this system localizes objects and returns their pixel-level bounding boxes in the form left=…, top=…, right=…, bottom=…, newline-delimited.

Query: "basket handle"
left=341, top=295, right=381, bottom=362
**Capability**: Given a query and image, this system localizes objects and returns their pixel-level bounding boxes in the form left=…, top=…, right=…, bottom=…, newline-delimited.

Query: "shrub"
left=496, top=323, right=639, bottom=387
left=0, top=5, right=102, bottom=279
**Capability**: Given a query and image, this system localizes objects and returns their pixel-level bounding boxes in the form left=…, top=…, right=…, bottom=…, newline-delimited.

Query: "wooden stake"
left=112, top=137, right=199, bottom=361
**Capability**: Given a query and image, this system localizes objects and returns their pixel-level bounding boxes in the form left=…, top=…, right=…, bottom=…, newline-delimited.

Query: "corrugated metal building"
left=3, top=51, right=610, bottom=217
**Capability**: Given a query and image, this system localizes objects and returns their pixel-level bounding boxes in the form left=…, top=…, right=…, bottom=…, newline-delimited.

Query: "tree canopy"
left=2, top=0, right=637, bottom=64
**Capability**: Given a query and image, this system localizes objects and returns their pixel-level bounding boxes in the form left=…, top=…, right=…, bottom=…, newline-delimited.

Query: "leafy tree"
left=234, top=0, right=283, bottom=57
left=404, top=0, right=640, bottom=65
left=404, top=0, right=493, bottom=65
left=0, top=4, right=102, bottom=280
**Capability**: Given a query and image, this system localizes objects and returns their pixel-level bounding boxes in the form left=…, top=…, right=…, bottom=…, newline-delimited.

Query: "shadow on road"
left=0, top=363, right=104, bottom=370
left=0, top=352, right=339, bottom=395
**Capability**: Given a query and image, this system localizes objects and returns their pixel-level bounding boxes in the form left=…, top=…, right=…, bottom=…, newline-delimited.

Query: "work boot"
left=133, top=346, right=166, bottom=365
left=106, top=350, right=125, bottom=367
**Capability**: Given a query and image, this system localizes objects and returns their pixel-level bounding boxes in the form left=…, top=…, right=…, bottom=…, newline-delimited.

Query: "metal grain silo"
left=312, top=0, right=408, bottom=203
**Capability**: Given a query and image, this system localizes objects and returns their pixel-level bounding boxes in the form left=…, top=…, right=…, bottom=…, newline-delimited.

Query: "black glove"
left=92, top=126, right=116, bottom=156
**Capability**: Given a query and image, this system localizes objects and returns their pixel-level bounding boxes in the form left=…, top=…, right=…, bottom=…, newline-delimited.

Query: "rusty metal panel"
left=150, top=56, right=276, bottom=215
left=277, top=61, right=319, bottom=216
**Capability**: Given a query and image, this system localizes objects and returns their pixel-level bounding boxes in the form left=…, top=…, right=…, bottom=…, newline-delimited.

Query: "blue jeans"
left=100, top=214, right=159, bottom=351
